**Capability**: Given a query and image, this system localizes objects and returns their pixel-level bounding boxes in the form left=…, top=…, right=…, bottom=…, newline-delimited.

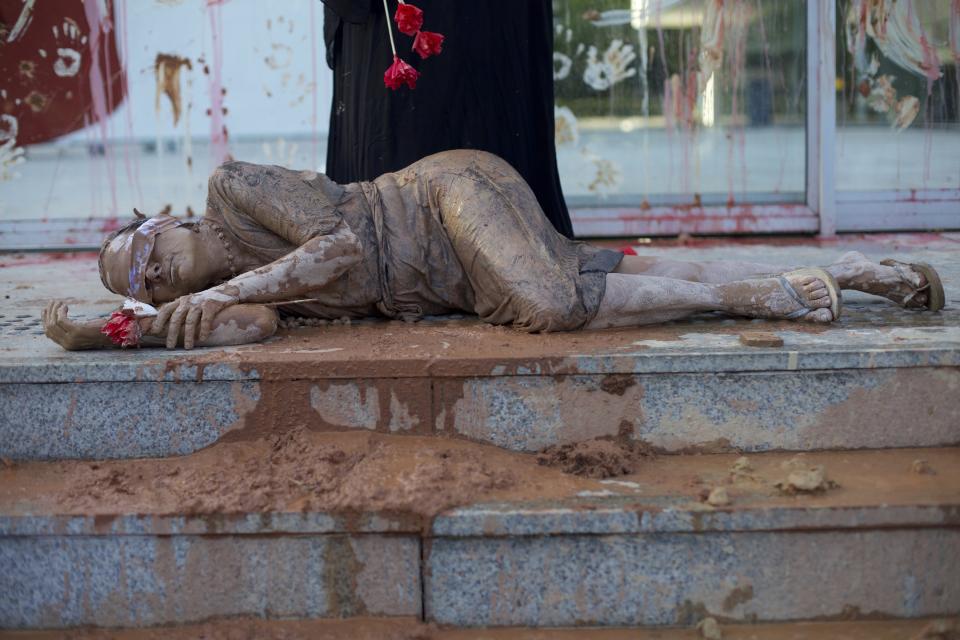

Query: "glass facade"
left=0, top=1, right=328, bottom=227
left=0, top=0, right=956, bottom=246
left=552, top=0, right=807, bottom=207
left=836, top=1, right=960, bottom=192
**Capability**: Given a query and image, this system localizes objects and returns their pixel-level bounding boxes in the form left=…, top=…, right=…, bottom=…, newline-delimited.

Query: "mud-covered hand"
left=42, top=300, right=103, bottom=350
left=152, top=286, right=240, bottom=349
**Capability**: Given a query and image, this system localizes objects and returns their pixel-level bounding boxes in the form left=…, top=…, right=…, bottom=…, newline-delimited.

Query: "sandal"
left=780, top=268, right=842, bottom=321
left=879, top=259, right=945, bottom=312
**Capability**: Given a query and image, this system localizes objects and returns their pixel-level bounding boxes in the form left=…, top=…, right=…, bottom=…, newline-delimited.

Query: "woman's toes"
left=808, top=286, right=829, bottom=300
left=810, top=295, right=832, bottom=308
left=803, top=308, right=834, bottom=323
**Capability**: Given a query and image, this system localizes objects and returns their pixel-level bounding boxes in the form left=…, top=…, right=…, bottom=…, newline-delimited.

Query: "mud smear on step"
left=4, top=430, right=607, bottom=528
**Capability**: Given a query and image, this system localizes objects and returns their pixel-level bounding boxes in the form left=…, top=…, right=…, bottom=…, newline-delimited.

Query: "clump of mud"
left=697, top=616, right=723, bottom=639
left=912, top=459, right=937, bottom=475
left=911, top=619, right=960, bottom=640
left=536, top=437, right=654, bottom=479
left=773, top=455, right=839, bottom=495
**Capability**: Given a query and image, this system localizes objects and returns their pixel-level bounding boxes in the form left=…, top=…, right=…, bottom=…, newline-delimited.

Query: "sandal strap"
left=778, top=275, right=813, bottom=319
left=880, top=259, right=931, bottom=308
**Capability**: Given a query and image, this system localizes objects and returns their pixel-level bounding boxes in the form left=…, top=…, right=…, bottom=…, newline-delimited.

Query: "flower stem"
left=382, top=0, right=397, bottom=56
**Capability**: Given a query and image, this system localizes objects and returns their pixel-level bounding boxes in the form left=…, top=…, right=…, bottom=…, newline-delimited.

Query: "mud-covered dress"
left=204, top=150, right=622, bottom=332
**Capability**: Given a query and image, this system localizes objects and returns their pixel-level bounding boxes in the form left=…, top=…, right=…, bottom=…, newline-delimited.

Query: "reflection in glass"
left=553, top=0, right=807, bottom=207
left=836, top=0, right=960, bottom=192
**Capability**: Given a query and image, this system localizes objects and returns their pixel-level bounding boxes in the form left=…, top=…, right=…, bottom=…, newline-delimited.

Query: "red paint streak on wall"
left=82, top=0, right=120, bottom=216
left=117, top=0, right=143, bottom=204
left=0, top=252, right=99, bottom=270
left=726, top=0, right=748, bottom=204
left=205, top=0, right=230, bottom=166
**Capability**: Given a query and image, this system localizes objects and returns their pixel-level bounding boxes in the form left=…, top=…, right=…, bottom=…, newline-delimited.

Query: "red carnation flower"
left=412, top=30, right=444, bottom=59
left=394, top=3, right=423, bottom=36
left=101, top=311, right=142, bottom=347
left=619, top=246, right=638, bottom=256
left=384, top=55, right=419, bottom=90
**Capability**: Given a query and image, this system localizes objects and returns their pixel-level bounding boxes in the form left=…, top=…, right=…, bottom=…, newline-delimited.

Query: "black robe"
left=322, top=0, right=574, bottom=238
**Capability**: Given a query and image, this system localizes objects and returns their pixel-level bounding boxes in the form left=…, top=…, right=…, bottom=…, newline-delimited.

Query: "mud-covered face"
left=139, top=226, right=209, bottom=302
left=100, top=222, right=215, bottom=303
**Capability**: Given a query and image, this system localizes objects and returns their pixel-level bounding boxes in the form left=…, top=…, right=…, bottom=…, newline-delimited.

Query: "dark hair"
left=97, top=218, right=148, bottom=293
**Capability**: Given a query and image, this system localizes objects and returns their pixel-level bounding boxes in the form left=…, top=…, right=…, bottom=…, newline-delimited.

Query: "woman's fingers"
left=152, top=302, right=176, bottom=335
left=42, top=301, right=66, bottom=344
left=183, top=306, right=202, bottom=350
left=165, top=301, right=189, bottom=349
left=199, top=306, right=219, bottom=342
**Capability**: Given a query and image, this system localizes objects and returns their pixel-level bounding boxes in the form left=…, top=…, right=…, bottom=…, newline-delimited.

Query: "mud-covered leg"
left=615, top=255, right=797, bottom=283
left=617, top=252, right=935, bottom=308
left=825, top=251, right=932, bottom=307
left=587, top=272, right=837, bottom=329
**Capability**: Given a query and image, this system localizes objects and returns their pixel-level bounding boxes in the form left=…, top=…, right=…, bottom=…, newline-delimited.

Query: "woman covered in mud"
left=43, top=150, right=943, bottom=350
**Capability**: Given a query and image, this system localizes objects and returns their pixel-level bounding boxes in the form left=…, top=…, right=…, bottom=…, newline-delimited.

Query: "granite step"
left=2, top=445, right=957, bottom=629
left=3, top=242, right=959, bottom=461
left=5, top=616, right=959, bottom=639
left=2, top=316, right=959, bottom=461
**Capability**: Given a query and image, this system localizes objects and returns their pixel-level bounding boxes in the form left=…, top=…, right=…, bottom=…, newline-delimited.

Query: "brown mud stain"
left=599, top=373, right=636, bottom=396
left=722, top=584, right=754, bottom=612
left=154, top=53, right=192, bottom=125
left=25, top=90, right=48, bottom=112
left=323, top=536, right=368, bottom=617
left=536, top=436, right=654, bottom=479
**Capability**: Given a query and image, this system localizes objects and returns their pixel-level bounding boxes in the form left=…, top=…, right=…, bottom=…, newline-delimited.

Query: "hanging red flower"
left=101, top=311, right=142, bottom=347
left=394, top=3, right=424, bottom=36
left=412, top=30, right=444, bottom=59
left=384, top=55, right=420, bottom=90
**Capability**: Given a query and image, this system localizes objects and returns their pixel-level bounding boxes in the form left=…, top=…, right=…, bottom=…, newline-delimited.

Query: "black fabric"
left=321, top=0, right=574, bottom=238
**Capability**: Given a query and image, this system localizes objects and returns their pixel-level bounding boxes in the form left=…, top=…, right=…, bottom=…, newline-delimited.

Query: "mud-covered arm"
left=152, top=221, right=362, bottom=349
left=43, top=301, right=278, bottom=351
left=216, top=221, right=363, bottom=304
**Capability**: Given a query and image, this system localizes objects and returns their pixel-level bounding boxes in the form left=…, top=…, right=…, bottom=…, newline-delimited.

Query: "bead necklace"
left=202, top=220, right=238, bottom=278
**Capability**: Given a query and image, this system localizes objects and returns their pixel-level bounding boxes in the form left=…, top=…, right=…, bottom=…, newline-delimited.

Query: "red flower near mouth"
left=394, top=3, right=424, bottom=36
left=412, top=30, right=444, bottom=59
left=101, top=311, right=142, bottom=347
left=384, top=55, right=419, bottom=90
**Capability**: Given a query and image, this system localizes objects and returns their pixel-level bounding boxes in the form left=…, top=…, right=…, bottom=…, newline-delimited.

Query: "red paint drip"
left=117, top=0, right=143, bottom=204
left=206, top=1, right=230, bottom=166
left=654, top=2, right=674, bottom=194
left=82, top=0, right=119, bottom=217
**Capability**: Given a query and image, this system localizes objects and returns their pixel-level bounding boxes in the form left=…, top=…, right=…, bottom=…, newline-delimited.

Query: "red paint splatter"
left=82, top=0, right=120, bottom=217
left=205, top=1, right=231, bottom=166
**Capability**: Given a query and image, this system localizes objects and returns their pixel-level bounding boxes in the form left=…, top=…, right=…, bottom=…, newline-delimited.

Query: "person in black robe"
left=321, top=0, right=575, bottom=238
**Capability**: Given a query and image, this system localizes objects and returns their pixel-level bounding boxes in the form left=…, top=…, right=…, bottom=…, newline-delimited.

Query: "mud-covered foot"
left=720, top=269, right=840, bottom=323
left=828, top=251, right=940, bottom=310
